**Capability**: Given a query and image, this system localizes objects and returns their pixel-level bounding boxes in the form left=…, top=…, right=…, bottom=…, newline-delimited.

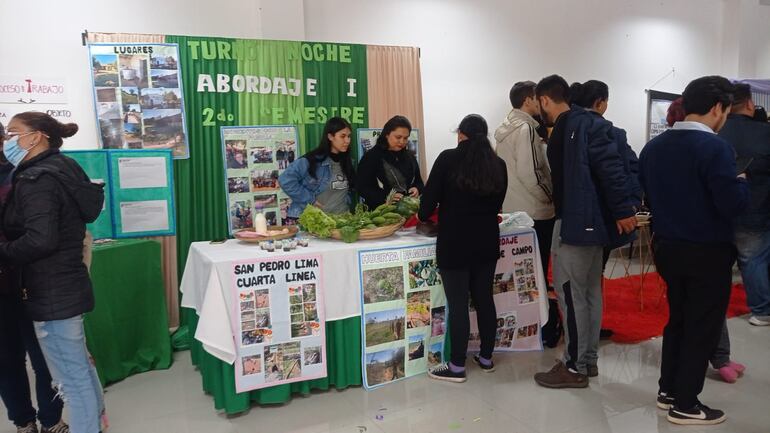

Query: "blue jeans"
left=0, top=294, right=63, bottom=428
left=33, top=316, right=103, bottom=433
left=734, top=229, right=770, bottom=316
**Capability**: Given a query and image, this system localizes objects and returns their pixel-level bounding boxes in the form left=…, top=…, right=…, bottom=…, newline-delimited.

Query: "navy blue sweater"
left=639, top=129, right=749, bottom=244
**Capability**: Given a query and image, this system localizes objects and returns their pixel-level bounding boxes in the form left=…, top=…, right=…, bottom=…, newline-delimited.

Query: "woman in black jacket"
left=0, top=112, right=105, bottom=433
left=356, top=115, right=424, bottom=208
left=419, top=114, right=507, bottom=382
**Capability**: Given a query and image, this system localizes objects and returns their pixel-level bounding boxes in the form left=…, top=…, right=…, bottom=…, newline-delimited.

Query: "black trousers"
left=654, top=240, right=735, bottom=409
left=0, top=293, right=63, bottom=427
left=534, top=218, right=556, bottom=290
left=440, top=261, right=497, bottom=367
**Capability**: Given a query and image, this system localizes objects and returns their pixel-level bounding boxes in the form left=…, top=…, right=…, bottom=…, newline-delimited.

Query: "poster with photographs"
left=357, top=128, right=419, bottom=162
left=221, top=126, right=299, bottom=234
left=230, top=255, right=326, bottom=392
left=646, top=89, right=681, bottom=141
left=468, top=230, right=545, bottom=352
left=358, top=244, right=446, bottom=389
left=88, top=43, right=189, bottom=159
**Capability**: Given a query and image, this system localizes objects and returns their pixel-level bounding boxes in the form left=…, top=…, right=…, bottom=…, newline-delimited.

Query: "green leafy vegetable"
left=339, top=226, right=360, bottom=243
left=298, top=205, right=337, bottom=238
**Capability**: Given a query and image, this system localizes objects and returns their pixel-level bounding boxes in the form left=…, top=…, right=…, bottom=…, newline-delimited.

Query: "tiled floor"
left=2, top=317, right=768, bottom=433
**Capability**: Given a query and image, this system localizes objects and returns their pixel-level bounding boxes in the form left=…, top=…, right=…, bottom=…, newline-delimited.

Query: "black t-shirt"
left=547, top=110, right=571, bottom=219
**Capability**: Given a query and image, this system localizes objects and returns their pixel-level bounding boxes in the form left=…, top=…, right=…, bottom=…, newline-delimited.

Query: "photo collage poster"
left=88, top=44, right=189, bottom=159
left=357, top=128, right=419, bottom=162
left=230, top=254, right=326, bottom=392
left=221, top=126, right=299, bottom=234
left=358, top=244, right=446, bottom=389
left=468, top=231, right=545, bottom=352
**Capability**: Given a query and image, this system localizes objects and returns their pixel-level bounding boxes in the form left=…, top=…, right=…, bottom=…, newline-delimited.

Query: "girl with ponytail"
left=419, top=114, right=507, bottom=383
left=0, top=112, right=105, bottom=433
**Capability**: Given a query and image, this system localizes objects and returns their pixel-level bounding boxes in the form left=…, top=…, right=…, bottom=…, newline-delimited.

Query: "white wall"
left=2, top=0, right=769, bottom=162
left=304, top=0, right=733, bottom=163
left=0, top=0, right=264, bottom=149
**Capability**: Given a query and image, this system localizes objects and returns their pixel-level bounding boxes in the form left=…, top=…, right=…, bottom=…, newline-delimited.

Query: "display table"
left=180, top=227, right=547, bottom=413
left=85, top=239, right=172, bottom=386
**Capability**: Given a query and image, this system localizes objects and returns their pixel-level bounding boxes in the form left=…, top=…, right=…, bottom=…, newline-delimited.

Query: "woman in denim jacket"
left=279, top=117, right=356, bottom=222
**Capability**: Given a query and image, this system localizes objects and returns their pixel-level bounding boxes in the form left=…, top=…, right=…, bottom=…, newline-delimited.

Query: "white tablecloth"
left=179, top=226, right=547, bottom=364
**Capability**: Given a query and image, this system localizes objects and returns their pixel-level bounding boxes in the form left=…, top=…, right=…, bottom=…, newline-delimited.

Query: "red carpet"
left=601, top=273, right=750, bottom=344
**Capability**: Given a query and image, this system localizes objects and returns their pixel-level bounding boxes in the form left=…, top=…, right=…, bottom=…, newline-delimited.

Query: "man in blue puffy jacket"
left=533, top=75, right=637, bottom=389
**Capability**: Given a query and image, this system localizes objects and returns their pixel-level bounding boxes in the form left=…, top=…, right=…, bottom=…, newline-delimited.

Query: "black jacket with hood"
left=0, top=149, right=104, bottom=321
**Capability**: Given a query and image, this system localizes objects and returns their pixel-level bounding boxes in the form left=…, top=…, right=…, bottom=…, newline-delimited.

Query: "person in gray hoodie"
left=495, top=81, right=555, bottom=278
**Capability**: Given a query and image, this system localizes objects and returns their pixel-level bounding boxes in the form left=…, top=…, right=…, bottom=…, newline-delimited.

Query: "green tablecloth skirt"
left=85, top=239, right=172, bottom=386
left=184, top=308, right=363, bottom=414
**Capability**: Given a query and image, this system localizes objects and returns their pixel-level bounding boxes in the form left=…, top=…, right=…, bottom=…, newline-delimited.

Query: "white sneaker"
left=748, top=315, right=770, bottom=326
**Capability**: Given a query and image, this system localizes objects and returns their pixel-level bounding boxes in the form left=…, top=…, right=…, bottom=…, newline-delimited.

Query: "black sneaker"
left=656, top=392, right=675, bottom=410
left=472, top=355, right=496, bottom=373
left=428, top=364, right=467, bottom=383
left=667, top=403, right=726, bottom=425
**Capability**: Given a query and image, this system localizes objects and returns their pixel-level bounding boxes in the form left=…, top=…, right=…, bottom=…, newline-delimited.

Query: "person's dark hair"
left=11, top=112, right=78, bottom=149
left=375, top=115, right=412, bottom=150
left=666, top=97, right=685, bottom=127
left=754, top=106, right=768, bottom=122
left=509, top=81, right=536, bottom=109
left=454, top=114, right=506, bottom=196
left=732, top=83, right=752, bottom=108
left=535, top=75, right=570, bottom=104
left=0, top=122, right=6, bottom=164
left=569, top=80, right=609, bottom=109
left=304, top=117, right=354, bottom=182
left=681, top=76, right=735, bottom=116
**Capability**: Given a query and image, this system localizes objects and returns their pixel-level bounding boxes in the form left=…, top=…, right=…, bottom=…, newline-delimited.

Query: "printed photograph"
left=431, top=306, right=445, bottom=337
left=408, top=259, right=441, bottom=289
left=241, top=310, right=256, bottom=322
left=365, top=347, right=405, bottom=386
left=514, top=262, right=525, bottom=277
left=123, top=107, right=142, bottom=125
left=99, top=119, right=123, bottom=149
left=150, top=51, right=178, bottom=70
left=241, top=354, right=262, bottom=376
left=282, top=342, right=302, bottom=379
left=241, top=320, right=256, bottom=332
left=242, top=329, right=265, bottom=346
left=408, top=335, right=425, bottom=361
left=524, top=258, right=535, bottom=275
left=240, top=291, right=255, bottom=302
left=140, top=88, right=182, bottom=109
left=124, top=122, right=142, bottom=142
left=362, top=266, right=405, bottom=304
left=493, top=272, right=515, bottom=295
left=290, top=294, right=303, bottom=305
left=525, top=275, right=537, bottom=290
left=253, top=194, right=278, bottom=209
left=250, top=147, right=274, bottom=164
left=265, top=211, right=277, bottom=226
left=150, top=69, right=179, bottom=88
left=225, top=140, right=248, bottom=170
left=264, top=345, right=285, bottom=382
left=230, top=200, right=253, bottom=230
left=291, top=322, right=311, bottom=338
left=97, top=102, right=121, bottom=120
left=365, top=308, right=405, bottom=348
left=254, top=308, right=271, bottom=328
left=239, top=300, right=255, bottom=312
left=308, top=321, right=322, bottom=336
left=303, top=303, right=318, bottom=321
left=290, top=303, right=303, bottom=314
left=302, top=284, right=317, bottom=303
left=290, top=313, right=304, bottom=324
left=228, top=177, right=250, bottom=194
left=121, top=87, right=139, bottom=106
left=142, top=109, right=183, bottom=148
left=251, top=169, right=280, bottom=191
left=505, top=313, right=517, bottom=328
left=500, top=328, right=515, bottom=347
left=518, top=290, right=538, bottom=305
left=427, top=342, right=443, bottom=368
left=304, top=346, right=322, bottom=366
left=92, top=54, right=119, bottom=87
left=406, top=290, right=431, bottom=329
left=280, top=198, right=291, bottom=225
left=496, top=317, right=505, bottom=329
left=517, top=326, right=529, bottom=339
left=119, top=54, right=149, bottom=88
left=96, top=87, right=117, bottom=102
left=255, top=289, right=270, bottom=308
left=275, top=142, right=297, bottom=170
